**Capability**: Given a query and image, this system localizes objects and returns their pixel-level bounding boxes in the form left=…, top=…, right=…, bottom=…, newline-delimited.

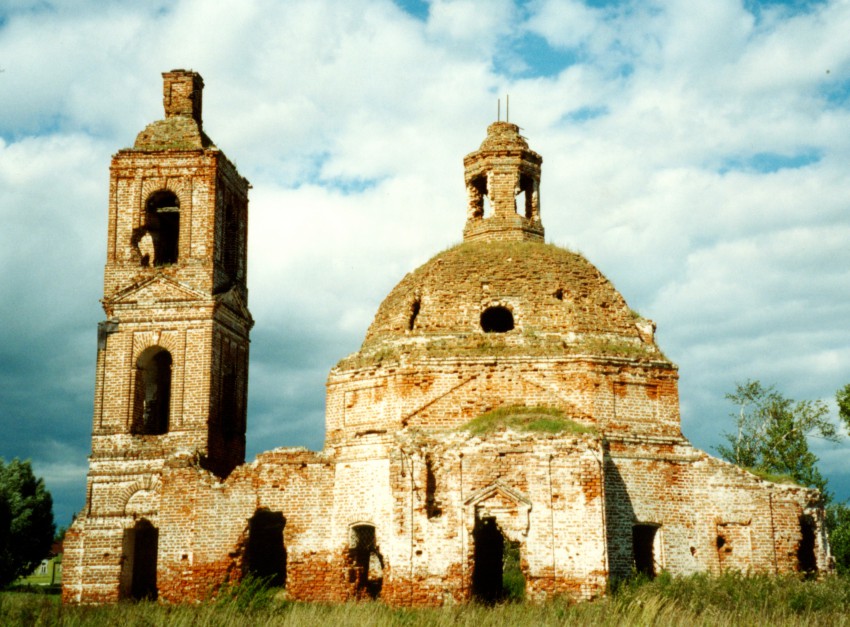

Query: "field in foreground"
left=3, top=573, right=850, bottom=626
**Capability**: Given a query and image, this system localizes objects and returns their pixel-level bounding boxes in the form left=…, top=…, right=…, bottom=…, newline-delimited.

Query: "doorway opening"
left=632, top=524, right=658, bottom=578
left=798, top=514, right=817, bottom=576
left=244, top=509, right=286, bottom=586
left=120, top=518, right=158, bottom=600
left=472, top=516, right=525, bottom=603
left=348, top=524, right=383, bottom=599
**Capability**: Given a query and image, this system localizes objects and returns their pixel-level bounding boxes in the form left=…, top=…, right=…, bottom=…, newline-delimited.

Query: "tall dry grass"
left=2, top=572, right=849, bottom=626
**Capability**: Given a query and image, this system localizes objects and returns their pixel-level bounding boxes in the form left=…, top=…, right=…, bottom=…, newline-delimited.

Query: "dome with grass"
left=349, top=239, right=664, bottom=366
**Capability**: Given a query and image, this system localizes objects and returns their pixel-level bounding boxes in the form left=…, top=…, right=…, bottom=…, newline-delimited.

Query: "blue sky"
left=1, top=0, right=849, bottom=529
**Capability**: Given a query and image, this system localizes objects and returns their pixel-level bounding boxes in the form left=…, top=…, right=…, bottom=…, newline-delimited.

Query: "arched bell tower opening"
left=132, top=346, right=172, bottom=436
left=143, top=190, right=180, bottom=266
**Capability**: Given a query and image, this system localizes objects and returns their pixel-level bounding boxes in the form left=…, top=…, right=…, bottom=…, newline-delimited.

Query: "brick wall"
left=63, top=72, right=831, bottom=607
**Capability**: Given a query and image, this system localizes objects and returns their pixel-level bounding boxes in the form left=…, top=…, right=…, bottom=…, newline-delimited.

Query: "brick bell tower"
left=64, top=70, right=251, bottom=602
left=90, top=68, right=250, bottom=514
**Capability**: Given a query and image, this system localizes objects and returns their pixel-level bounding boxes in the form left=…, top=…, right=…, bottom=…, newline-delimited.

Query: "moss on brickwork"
left=361, top=239, right=662, bottom=360
left=335, top=332, right=663, bottom=370
left=462, top=405, right=597, bottom=436
left=133, top=116, right=214, bottom=150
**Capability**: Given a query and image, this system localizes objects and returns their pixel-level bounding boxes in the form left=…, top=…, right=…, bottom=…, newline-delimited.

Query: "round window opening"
left=480, top=306, right=514, bottom=333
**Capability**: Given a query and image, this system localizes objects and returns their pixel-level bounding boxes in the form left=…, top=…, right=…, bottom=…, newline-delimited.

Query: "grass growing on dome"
left=576, top=336, right=662, bottom=359
left=462, top=405, right=596, bottom=436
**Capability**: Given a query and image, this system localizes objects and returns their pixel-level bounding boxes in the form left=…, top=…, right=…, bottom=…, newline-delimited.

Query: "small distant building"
left=18, top=542, right=63, bottom=588
left=63, top=71, right=831, bottom=605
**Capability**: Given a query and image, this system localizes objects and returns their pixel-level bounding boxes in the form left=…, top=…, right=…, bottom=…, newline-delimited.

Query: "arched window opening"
left=518, top=174, right=535, bottom=219
left=481, top=306, right=514, bottom=333
left=132, top=347, right=172, bottom=435
left=468, top=175, right=487, bottom=219
left=144, top=190, right=180, bottom=266
left=798, top=515, right=817, bottom=577
left=408, top=297, right=421, bottom=331
left=245, top=509, right=286, bottom=587
left=348, top=524, right=383, bottom=599
left=120, top=518, right=158, bottom=601
left=633, top=524, right=658, bottom=578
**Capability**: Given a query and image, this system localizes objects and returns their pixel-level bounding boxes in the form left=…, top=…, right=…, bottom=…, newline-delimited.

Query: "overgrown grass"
left=462, top=406, right=595, bottom=436
left=2, top=573, right=850, bottom=626
left=744, top=467, right=802, bottom=486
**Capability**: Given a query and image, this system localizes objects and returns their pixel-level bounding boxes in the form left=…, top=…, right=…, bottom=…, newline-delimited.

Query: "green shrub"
left=502, top=541, right=525, bottom=602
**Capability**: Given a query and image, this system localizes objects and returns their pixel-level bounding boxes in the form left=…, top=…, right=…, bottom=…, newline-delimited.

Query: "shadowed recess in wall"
left=244, top=509, right=286, bottom=587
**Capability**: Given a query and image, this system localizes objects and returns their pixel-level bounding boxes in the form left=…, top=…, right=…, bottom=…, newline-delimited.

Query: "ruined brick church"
left=63, top=71, right=830, bottom=605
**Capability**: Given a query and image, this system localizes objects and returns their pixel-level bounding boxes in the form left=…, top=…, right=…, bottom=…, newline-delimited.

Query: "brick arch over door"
left=119, top=475, right=162, bottom=516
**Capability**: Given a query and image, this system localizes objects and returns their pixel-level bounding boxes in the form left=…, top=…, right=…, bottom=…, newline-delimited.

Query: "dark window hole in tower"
left=408, top=297, right=421, bottom=331
left=798, top=514, right=817, bottom=576
left=145, top=190, right=180, bottom=265
left=348, top=524, right=383, bottom=599
left=132, top=347, right=172, bottom=435
left=553, top=288, right=564, bottom=301
left=425, top=454, right=442, bottom=519
left=245, top=509, right=286, bottom=587
left=120, top=518, right=158, bottom=601
left=481, top=306, right=514, bottom=333
left=469, top=175, right=487, bottom=219
left=633, top=524, right=658, bottom=578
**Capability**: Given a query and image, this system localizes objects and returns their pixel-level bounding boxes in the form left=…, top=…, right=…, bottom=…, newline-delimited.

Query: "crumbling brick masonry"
left=62, top=71, right=831, bottom=606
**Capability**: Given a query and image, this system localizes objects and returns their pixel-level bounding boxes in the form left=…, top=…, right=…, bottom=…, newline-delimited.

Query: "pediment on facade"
left=465, top=482, right=532, bottom=537
left=108, top=275, right=206, bottom=306
left=215, top=286, right=253, bottom=323
left=402, top=369, right=585, bottom=428
left=464, top=481, right=532, bottom=512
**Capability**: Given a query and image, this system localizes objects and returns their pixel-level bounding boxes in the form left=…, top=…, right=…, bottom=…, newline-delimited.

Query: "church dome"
left=351, top=239, right=662, bottom=364
left=338, top=121, right=665, bottom=369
